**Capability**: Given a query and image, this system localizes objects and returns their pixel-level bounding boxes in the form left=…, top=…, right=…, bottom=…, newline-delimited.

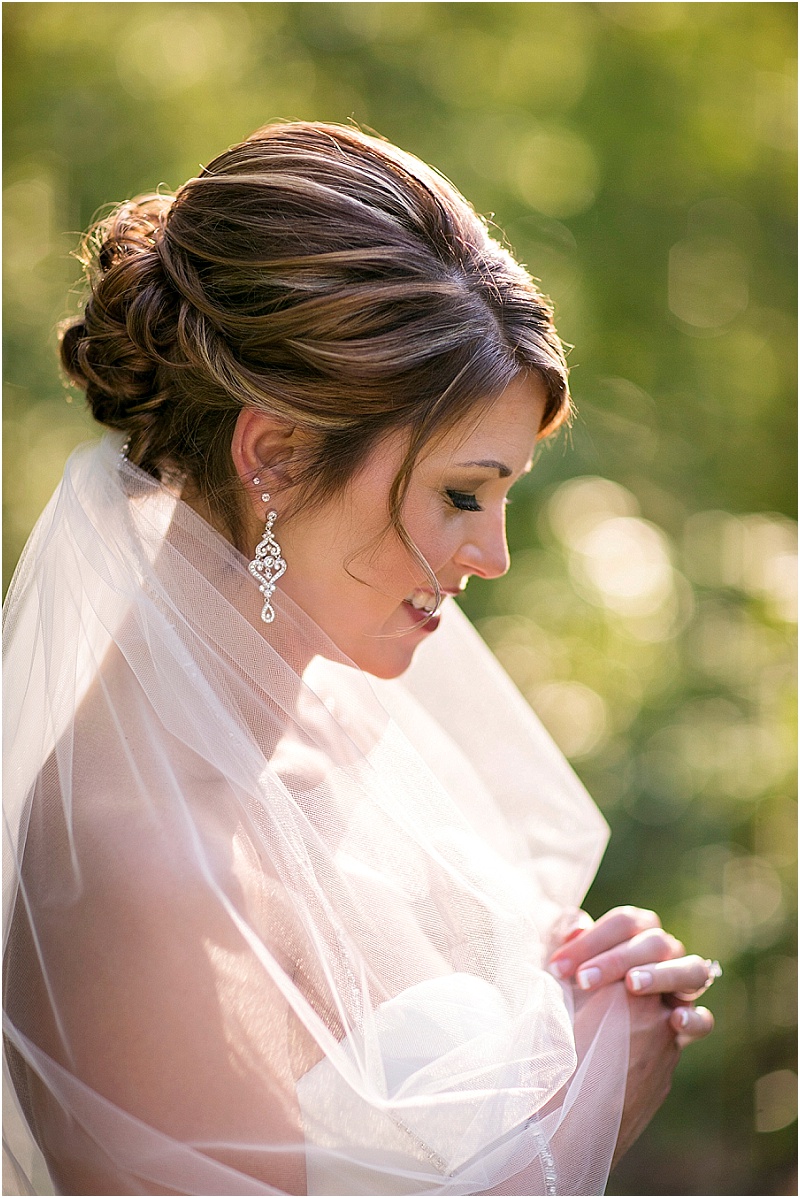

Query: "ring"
left=700, top=959, right=722, bottom=993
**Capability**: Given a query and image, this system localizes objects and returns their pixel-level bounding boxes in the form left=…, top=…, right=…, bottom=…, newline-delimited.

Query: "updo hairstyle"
left=60, top=122, right=571, bottom=568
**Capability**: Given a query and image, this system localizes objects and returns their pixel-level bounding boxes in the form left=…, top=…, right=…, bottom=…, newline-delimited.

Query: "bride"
left=3, top=122, right=716, bottom=1196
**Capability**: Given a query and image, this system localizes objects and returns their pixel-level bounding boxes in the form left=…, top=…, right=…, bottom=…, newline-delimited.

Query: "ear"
left=231, top=408, right=306, bottom=512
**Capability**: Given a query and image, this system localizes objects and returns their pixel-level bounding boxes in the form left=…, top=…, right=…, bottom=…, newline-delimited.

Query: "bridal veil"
left=3, top=436, right=630, bottom=1195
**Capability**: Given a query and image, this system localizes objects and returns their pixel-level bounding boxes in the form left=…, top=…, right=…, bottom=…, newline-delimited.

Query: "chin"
left=353, top=638, right=419, bottom=680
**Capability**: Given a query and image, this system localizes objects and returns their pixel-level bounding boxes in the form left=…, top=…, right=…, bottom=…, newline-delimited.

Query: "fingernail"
left=576, top=966, right=601, bottom=991
left=547, top=959, right=570, bottom=980
left=674, top=1008, right=689, bottom=1029
left=628, top=969, right=653, bottom=992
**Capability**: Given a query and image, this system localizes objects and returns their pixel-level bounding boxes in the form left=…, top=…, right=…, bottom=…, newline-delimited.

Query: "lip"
left=403, top=602, right=442, bottom=632
left=404, top=587, right=464, bottom=607
left=401, top=587, right=463, bottom=632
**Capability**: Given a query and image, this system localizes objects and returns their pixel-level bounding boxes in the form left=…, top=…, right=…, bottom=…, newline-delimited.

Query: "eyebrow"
left=455, top=457, right=512, bottom=476
left=455, top=459, right=533, bottom=478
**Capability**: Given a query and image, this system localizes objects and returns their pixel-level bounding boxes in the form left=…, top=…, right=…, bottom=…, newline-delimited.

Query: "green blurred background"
left=3, top=3, right=796, bottom=1194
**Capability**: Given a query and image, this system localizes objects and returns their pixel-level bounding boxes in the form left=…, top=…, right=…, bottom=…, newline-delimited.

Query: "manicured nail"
left=576, top=966, right=601, bottom=991
left=628, top=969, right=653, bottom=992
left=674, top=1008, right=689, bottom=1029
left=547, top=959, right=570, bottom=980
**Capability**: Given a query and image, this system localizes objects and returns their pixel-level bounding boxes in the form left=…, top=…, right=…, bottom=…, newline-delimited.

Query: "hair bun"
left=95, top=194, right=173, bottom=272
left=59, top=319, right=89, bottom=388
left=59, top=193, right=180, bottom=470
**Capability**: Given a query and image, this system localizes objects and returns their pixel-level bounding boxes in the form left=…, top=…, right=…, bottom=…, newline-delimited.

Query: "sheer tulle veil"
left=3, top=435, right=630, bottom=1195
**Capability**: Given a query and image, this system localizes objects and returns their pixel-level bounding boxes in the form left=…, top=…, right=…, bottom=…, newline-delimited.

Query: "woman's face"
left=277, top=373, right=547, bottom=678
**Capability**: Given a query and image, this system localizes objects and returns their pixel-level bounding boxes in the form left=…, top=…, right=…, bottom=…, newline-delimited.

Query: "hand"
left=547, top=906, right=716, bottom=1048
left=612, top=991, right=681, bottom=1166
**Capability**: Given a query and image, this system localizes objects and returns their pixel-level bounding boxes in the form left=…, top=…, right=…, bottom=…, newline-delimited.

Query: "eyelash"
left=445, top=489, right=482, bottom=512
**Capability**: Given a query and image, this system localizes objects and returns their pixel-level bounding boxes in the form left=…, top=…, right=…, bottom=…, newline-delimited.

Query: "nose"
left=454, top=510, right=511, bottom=580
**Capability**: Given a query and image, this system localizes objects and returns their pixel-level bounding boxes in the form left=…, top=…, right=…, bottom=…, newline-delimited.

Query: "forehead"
left=422, top=373, right=547, bottom=469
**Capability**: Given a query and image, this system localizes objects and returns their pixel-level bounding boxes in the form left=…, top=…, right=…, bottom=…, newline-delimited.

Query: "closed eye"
left=445, top=489, right=483, bottom=512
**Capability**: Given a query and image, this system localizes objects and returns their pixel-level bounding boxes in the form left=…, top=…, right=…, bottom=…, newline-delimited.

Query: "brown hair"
left=60, top=122, right=571, bottom=591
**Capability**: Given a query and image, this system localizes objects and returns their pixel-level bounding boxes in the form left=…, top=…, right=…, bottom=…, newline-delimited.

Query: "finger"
left=573, top=930, right=686, bottom=991
left=548, top=906, right=662, bottom=980
left=671, top=1004, right=714, bottom=1048
left=550, top=908, right=595, bottom=951
left=575, top=929, right=684, bottom=990
left=554, top=927, right=682, bottom=990
left=561, top=910, right=595, bottom=944
left=626, top=955, right=714, bottom=999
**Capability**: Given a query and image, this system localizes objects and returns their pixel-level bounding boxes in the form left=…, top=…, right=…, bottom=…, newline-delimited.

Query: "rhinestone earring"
left=248, top=477, right=286, bottom=624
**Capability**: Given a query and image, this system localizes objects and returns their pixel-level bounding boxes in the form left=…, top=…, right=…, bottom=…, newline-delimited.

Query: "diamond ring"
left=700, top=959, right=722, bottom=993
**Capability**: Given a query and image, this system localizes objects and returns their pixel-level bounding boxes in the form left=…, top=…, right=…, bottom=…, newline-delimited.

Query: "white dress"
left=3, top=437, right=630, bottom=1195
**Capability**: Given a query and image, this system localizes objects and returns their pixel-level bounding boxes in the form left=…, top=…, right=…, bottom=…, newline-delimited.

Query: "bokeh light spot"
left=755, top=71, right=797, bottom=153
left=513, top=126, right=599, bottom=219
left=668, top=236, right=749, bottom=331
left=116, top=11, right=249, bottom=97
left=546, top=476, right=638, bottom=548
left=682, top=511, right=798, bottom=622
left=755, top=1070, right=797, bottom=1133
left=530, top=680, right=608, bottom=760
left=571, top=516, right=674, bottom=617
left=724, top=855, right=784, bottom=928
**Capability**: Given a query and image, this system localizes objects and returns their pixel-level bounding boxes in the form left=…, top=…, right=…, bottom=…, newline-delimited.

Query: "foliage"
left=3, top=4, right=796, bottom=1194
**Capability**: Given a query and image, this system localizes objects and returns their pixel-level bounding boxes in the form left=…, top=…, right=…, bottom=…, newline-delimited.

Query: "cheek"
left=335, top=496, right=459, bottom=610
left=386, top=508, right=458, bottom=582
left=408, top=504, right=462, bottom=570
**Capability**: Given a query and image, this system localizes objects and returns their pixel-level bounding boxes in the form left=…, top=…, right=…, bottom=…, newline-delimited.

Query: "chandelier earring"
left=248, top=476, right=286, bottom=624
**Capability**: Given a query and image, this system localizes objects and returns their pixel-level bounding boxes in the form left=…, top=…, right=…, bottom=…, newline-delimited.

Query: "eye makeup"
left=445, top=489, right=483, bottom=512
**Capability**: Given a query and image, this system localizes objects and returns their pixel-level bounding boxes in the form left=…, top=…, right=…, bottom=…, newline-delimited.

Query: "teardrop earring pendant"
left=248, top=480, right=286, bottom=624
